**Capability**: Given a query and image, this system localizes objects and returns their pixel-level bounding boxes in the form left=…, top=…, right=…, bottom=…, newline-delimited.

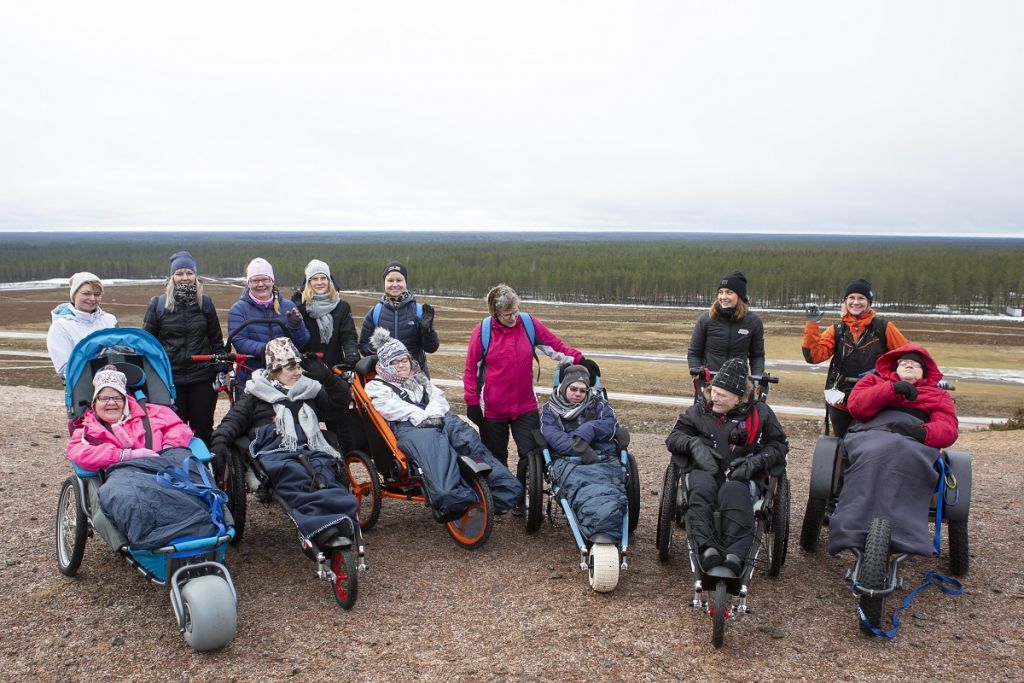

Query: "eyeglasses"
left=566, top=385, right=588, bottom=394
left=249, top=277, right=273, bottom=286
left=391, top=357, right=412, bottom=366
left=96, top=395, right=125, bottom=405
left=897, top=360, right=923, bottom=369
left=497, top=308, right=519, bottom=320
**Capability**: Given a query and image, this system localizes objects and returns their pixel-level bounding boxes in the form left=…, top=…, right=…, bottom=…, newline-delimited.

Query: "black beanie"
left=718, top=270, right=748, bottom=303
left=711, top=358, right=749, bottom=397
left=844, top=278, right=874, bottom=304
left=897, top=351, right=927, bottom=377
left=382, top=261, right=408, bottom=280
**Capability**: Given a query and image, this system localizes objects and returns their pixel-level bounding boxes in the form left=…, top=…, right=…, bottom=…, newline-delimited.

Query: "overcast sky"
left=1, top=1, right=1021, bottom=236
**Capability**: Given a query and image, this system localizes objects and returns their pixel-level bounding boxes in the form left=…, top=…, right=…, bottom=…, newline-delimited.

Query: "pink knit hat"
left=246, top=257, right=275, bottom=283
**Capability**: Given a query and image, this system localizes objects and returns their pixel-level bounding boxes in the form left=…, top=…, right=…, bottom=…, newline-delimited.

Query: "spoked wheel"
left=446, top=471, right=494, bottom=550
left=220, top=451, right=247, bottom=545
left=711, top=581, right=729, bottom=649
left=947, top=520, right=969, bottom=577
left=767, top=475, right=791, bottom=577
left=799, top=496, right=827, bottom=553
left=180, top=575, right=237, bottom=651
left=656, top=462, right=679, bottom=563
left=56, top=477, right=88, bottom=576
left=625, top=453, right=640, bottom=533
left=523, top=449, right=544, bottom=534
left=331, top=549, right=359, bottom=610
left=858, top=517, right=891, bottom=634
left=587, top=543, right=620, bottom=593
left=344, top=451, right=382, bottom=531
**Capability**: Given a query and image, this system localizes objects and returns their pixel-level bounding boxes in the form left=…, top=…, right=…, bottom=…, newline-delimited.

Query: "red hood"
left=874, top=343, right=943, bottom=385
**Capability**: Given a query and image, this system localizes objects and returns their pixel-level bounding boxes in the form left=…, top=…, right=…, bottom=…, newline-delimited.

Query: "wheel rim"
left=332, top=552, right=350, bottom=603
left=58, top=486, right=77, bottom=566
left=447, top=476, right=490, bottom=546
left=345, top=456, right=376, bottom=527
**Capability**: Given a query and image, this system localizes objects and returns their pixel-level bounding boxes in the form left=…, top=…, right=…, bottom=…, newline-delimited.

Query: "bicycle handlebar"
left=191, top=352, right=249, bottom=363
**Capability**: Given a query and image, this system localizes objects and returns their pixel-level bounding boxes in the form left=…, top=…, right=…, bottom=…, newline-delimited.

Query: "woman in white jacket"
left=47, top=272, right=118, bottom=380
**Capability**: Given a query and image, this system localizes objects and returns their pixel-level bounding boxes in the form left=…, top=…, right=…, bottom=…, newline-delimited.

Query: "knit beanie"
left=169, top=251, right=198, bottom=277
left=304, top=259, right=331, bottom=283
left=718, top=270, right=749, bottom=303
left=92, top=364, right=127, bottom=401
left=69, top=272, right=102, bottom=301
left=246, top=257, right=275, bottom=283
left=370, top=327, right=410, bottom=369
left=382, top=261, right=408, bottom=280
left=897, top=350, right=927, bottom=377
left=711, top=358, right=749, bottom=397
left=264, top=337, right=302, bottom=373
left=558, top=364, right=591, bottom=397
left=844, top=278, right=874, bottom=304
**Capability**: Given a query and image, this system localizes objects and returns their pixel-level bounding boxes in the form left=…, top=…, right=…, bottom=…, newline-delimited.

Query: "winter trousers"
left=478, top=409, right=539, bottom=474
left=174, top=380, right=218, bottom=446
left=685, top=470, right=755, bottom=559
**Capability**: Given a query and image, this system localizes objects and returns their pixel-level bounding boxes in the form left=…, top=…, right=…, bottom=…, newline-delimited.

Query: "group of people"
left=53, top=257, right=959, bottom=568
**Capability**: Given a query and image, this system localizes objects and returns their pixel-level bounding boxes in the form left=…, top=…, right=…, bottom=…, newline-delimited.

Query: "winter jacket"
left=210, top=374, right=349, bottom=454
left=687, top=308, right=766, bottom=376
left=463, top=314, right=582, bottom=420
left=366, top=375, right=449, bottom=427
left=540, top=395, right=618, bottom=457
left=666, top=386, right=788, bottom=478
left=847, top=344, right=958, bottom=448
left=143, top=295, right=225, bottom=386
left=66, top=397, right=194, bottom=472
left=226, top=289, right=310, bottom=373
left=292, top=294, right=359, bottom=369
left=358, top=294, right=439, bottom=371
left=47, top=304, right=118, bottom=379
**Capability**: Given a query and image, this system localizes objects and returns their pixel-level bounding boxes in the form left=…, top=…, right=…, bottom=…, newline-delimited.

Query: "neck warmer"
left=244, top=370, right=340, bottom=457
left=173, top=283, right=198, bottom=308
left=248, top=289, right=275, bottom=307
left=306, top=293, right=337, bottom=344
left=382, top=291, right=411, bottom=308
left=546, top=387, right=594, bottom=421
left=715, top=304, right=735, bottom=320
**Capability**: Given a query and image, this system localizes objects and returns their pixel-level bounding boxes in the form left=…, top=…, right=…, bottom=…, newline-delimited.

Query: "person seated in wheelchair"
left=210, top=337, right=358, bottom=549
left=540, top=363, right=627, bottom=541
left=665, top=358, right=789, bottom=576
left=366, top=328, right=523, bottom=520
left=66, top=365, right=225, bottom=549
left=828, top=344, right=959, bottom=557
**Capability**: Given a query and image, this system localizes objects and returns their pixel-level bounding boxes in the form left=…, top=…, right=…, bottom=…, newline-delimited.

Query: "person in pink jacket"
left=463, top=283, right=598, bottom=478
left=66, top=365, right=195, bottom=472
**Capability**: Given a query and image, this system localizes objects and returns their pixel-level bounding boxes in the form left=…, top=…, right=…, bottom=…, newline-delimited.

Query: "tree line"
left=3, top=233, right=1022, bottom=313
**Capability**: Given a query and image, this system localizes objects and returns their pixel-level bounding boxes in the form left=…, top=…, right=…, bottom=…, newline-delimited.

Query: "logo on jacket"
left=738, top=328, right=749, bottom=336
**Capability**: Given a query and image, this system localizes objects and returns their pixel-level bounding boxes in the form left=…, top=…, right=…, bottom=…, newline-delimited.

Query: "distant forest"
left=3, top=232, right=1022, bottom=313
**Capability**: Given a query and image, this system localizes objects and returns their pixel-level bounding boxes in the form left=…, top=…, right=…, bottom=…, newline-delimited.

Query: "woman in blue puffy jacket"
left=358, top=261, right=439, bottom=375
left=227, top=257, right=310, bottom=398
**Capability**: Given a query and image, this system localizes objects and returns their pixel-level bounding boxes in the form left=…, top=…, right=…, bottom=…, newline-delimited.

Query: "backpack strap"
left=155, top=294, right=167, bottom=319
left=373, top=379, right=429, bottom=409
left=156, top=294, right=215, bottom=320
left=372, top=302, right=422, bottom=327
left=477, top=313, right=538, bottom=395
left=156, top=454, right=229, bottom=537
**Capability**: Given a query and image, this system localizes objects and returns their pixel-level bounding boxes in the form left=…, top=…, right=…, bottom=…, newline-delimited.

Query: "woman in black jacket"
left=143, top=251, right=225, bottom=445
left=687, top=270, right=765, bottom=380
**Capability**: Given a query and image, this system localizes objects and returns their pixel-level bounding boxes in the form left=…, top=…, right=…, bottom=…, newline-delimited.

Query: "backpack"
left=155, top=293, right=216, bottom=320
left=826, top=315, right=889, bottom=393
left=474, top=312, right=538, bottom=395
left=371, top=302, right=423, bottom=326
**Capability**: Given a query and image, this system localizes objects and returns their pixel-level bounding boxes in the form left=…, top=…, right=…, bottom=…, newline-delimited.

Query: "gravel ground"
left=1, top=385, right=1022, bottom=682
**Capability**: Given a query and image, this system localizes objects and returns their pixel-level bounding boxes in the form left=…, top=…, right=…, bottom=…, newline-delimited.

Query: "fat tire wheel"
left=656, top=462, right=679, bottom=563
left=331, top=549, right=359, bottom=610
left=626, top=453, right=641, bottom=533
left=56, top=477, right=88, bottom=577
left=222, top=451, right=247, bottom=545
left=711, top=581, right=728, bottom=649
left=768, top=475, right=791, bottom=577
left=344, top=451, right=382, bottom=531
left=180, top=575, right=237, bottom=651
left=524, top=450, right=544, bottom=534
left=799, top=496, right=827, bottom=553
left=588, top=543, right=620, bottom=593
left=859, top=517, right=891, bottom=633
left=446, top=471, right=494, bottom=550
left=947, top=520, right=969, bottom=577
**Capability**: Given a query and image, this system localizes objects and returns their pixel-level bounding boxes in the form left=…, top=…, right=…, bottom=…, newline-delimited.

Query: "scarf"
left=244, top=370, right=340, bottom=457
left=375, top=363, right=431, bottom=395
left=546, top=387, right=594, bottom=421
left=173, top=283, right=198, bottom=308
left=306, top=293, right=337, bottom=344
left=248, top=289, right=275, bottom=307
left=381, top=291, right=411, bottom=308
left=715, top=304, right=735, bottom=320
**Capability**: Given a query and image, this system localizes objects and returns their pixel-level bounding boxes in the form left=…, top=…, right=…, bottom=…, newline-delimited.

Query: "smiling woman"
left=45, top=272, right=118, bottom=380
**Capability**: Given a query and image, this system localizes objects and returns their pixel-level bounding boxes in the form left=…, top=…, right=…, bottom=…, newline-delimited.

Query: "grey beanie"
left=305, top=259, right=331, bottom=283
left=711, top=358, right=749, bottom=397
left=558, top=364, right=591, bottom=397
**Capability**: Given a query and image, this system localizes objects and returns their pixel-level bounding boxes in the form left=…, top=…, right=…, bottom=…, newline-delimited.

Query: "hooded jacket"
left=66, top=397, right=193, bottom=472
left=847, top=344, right=959, bottom=448
left=47, top=303, right=118, bottom=379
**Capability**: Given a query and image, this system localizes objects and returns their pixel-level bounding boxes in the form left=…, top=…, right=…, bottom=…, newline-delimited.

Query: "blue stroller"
left=55, top=328, right=237, bottom=651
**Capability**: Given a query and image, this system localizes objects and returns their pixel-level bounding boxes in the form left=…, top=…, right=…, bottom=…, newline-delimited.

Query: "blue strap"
left=854, top=570, right=963, bottom=639
left=933, top=456, right=950, bottom=556
left=156, top=454, right=228, bottom=536
left=373, top=301, right=422, bottom=326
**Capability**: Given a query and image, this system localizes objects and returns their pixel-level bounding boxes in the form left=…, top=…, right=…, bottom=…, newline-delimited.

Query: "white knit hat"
left=92, top=364, right=127, bottom=401
left=304, top=259, right=331, bottom=283
left=69, top=272, right=102, bottom=301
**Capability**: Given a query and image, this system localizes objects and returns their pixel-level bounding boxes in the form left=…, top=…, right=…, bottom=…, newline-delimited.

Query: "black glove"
left=340, top=355, right=359, bottom=371
left=890, top=422, right=927, bottom=442
left=286, top=307, right=304, bottom=328
left=572, top=435, right=601, bottom=464
left=302, top=356, right=332, bottom=383
left=578, top=357, right=601, bottom=383
left=688, top=435, right=719, bottom=473
left=420, top=304, right=435, bottom=332
left=466, top=404, right=484, bottom=427
left=418, top=416, right=444, bottom=429
left=804, top=303, right=823, bottom=323
left=728, top=456, right=760, bottom=483
left=893, top=381, right=918, bottom=401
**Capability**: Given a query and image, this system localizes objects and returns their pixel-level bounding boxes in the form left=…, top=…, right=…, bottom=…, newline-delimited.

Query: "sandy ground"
left=1, top=384, right=1022, bottom=682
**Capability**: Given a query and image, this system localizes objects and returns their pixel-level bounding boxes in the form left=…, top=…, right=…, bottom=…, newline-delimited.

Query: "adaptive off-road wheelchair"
left=56, top=328, right=237, bottom=651
left=655, top=370, right=789, bottom=649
